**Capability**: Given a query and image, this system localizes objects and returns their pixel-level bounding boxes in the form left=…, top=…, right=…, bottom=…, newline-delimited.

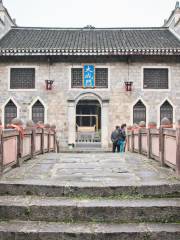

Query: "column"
left=68, top=100, right=76, bottom=146
left=101, top=100, right=109, bottom=148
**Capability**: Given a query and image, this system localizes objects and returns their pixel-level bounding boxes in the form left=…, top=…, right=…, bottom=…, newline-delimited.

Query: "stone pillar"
left=101, top=100, right=109, bottom=149
left=0, top=128, right=3, bottom=177
left=68, top=100, right=76, bottom=147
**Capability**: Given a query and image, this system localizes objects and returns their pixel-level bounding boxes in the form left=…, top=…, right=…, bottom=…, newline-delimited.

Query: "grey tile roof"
left=0, top=27, right=180, bottom=56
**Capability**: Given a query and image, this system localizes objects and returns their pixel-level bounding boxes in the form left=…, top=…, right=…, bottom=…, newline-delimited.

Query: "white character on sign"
left=85, top=73, right=91, bottom=79
left=85, top=66, right=93, bottom=73
left=86, top=80, right=91, bottom=86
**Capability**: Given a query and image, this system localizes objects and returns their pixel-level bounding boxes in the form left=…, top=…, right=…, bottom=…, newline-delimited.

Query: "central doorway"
left=76, top=98, right=101, bottom=144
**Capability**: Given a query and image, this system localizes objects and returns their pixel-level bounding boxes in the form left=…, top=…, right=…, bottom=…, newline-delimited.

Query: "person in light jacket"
left=118, top=124, right=127, bottom=152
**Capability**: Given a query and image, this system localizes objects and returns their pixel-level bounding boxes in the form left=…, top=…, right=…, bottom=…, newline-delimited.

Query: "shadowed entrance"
left=76, top=99, right=101, bottom=145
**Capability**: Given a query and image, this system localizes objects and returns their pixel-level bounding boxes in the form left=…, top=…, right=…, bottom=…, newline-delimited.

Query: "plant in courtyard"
left=148, top=121, right=157, bottom=129
left=161, top=117, right=172, bottom=128
left=139, top=121, right=146, bottom=128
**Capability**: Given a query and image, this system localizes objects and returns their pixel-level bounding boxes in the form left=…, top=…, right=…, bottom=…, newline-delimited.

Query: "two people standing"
left=111, top=124, right=127, bottom=153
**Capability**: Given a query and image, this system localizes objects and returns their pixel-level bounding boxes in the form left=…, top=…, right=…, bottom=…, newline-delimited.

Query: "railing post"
left=176, top=121, right=180, bottom=175
left=17, top=131, right=23, bottom=167
left=48, top=131, right=50, bottom=153
left=31, top=128, right=36, bottom=158
left=159, top=118, right=172, bottom=167
left=53, top=132, right=56, bottom=152
left=127, top=133, right=130, bottom=151
left=0, top=129, right=3, bottom=177
left=41, top=129, right=45, bottom=154
left=56, top=137, right=60, bottom=153
left=147, top=128, right=151, bottom=159
left=159, top=127, right=165, bottom=167
left=138, top=128, right=142, bottom=154
left=131, top=130, right=134, bottom=153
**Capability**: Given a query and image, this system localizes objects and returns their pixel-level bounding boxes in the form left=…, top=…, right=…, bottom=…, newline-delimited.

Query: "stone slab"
left=1, top=152, right=179, bottom=186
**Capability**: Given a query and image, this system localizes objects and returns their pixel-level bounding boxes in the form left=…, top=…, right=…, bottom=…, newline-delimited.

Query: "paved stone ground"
left=0, top=152, right=179, bottom=187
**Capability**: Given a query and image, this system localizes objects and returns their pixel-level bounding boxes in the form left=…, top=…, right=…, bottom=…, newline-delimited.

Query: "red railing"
left=127, top=127, right=180, bottom=175
left=0, top=128, right=56, bottom=176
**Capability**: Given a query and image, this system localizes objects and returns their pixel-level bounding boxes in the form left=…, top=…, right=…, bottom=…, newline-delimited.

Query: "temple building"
left=0, top=0, right=180, bottom=148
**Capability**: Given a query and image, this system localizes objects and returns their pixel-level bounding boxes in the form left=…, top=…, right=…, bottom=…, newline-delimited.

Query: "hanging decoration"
left=45, top=80, right=54, bottom=90
left=124, top=81, right=133, bottom=91
left=45, top=57, right=54, bottom=90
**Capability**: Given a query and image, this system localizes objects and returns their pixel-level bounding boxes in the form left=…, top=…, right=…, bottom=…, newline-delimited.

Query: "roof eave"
left=0, top=48, right=179, bottom=56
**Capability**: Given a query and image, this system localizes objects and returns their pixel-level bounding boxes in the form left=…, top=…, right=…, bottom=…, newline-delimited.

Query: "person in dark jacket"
left=111, top=126, right=120, bottom=152
left=118, top=124, right=127, bottom=152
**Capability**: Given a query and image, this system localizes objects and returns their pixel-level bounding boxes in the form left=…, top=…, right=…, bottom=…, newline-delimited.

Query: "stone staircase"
left=60, top=143, right=109, bottom=153
left=0, top=182, right=180, bottom=239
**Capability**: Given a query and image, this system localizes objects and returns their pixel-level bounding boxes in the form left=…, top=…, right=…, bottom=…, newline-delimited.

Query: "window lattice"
left=5, top=100, right=17, bottom=125
left=143, top=68, right=168, bottom=89
left=133, top=100, right=146, bottom=124
left=160, top=101, right=173, bottom=124
left=32, top=100, right=44, bottom=123
left=71, top=68, right=83, bottom=88
left=95, top=68, right=108, bottom=88
left=10, top=68, right=35, bottom=89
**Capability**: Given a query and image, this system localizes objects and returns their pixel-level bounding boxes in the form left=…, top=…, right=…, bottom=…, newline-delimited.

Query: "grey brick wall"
left=0, top=60, right=180, bottom=147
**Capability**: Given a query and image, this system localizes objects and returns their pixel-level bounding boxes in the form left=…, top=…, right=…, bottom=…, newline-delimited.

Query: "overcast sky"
left=3, top=0, right=177, bottom=28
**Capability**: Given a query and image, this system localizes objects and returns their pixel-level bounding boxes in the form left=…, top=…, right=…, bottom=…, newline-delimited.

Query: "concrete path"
left=0, top=152, right=179, bottom=187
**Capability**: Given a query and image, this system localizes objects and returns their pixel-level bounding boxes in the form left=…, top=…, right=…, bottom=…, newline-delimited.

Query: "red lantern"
left=124, top=81, right=133, bottom=91
left=45, top=80, right=54, bottom=90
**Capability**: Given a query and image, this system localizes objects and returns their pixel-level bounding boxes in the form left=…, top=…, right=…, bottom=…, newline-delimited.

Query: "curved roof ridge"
left=11, top=26, right=169, bottom=31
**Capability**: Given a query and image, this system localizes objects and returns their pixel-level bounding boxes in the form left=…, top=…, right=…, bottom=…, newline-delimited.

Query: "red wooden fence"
left=127, top=127, right=180, bottom=175
left=0, top=128, right=56, bottom=176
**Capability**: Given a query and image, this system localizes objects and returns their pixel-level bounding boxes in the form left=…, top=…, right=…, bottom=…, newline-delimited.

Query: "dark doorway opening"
left=76, top=99, right=101, bottom=143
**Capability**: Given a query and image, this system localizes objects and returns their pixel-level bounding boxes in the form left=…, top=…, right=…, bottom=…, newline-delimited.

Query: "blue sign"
left=83, top=65, right=95, bottom=88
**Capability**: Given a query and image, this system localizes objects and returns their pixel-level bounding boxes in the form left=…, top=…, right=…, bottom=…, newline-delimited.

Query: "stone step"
left=0, top=221, right=179, bottom=240
left=0, top=182, right=180, bottom=197
left=0, top=196, right=180, bottom=223
left=59, top=147, right=111, bottom=153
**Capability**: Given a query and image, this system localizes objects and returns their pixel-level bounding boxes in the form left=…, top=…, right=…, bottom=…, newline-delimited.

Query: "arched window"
left=32, top=100, right=44, bottom=123
left=133, top=100, right=146, bottom=124
left=160, top=100, right=173, bottom=124
left=5, top=100, right=17, bottom=125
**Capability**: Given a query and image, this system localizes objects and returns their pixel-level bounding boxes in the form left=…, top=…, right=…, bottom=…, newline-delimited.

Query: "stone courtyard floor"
left=0, top=152, right=180, bottom=239
left=0, top=152, right=179, bottom=187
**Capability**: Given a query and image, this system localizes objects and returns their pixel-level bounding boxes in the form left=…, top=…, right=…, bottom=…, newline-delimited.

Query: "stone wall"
left=0, top=58, right=180, bottom=147
left=0, top=3, right=15, bottom=39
